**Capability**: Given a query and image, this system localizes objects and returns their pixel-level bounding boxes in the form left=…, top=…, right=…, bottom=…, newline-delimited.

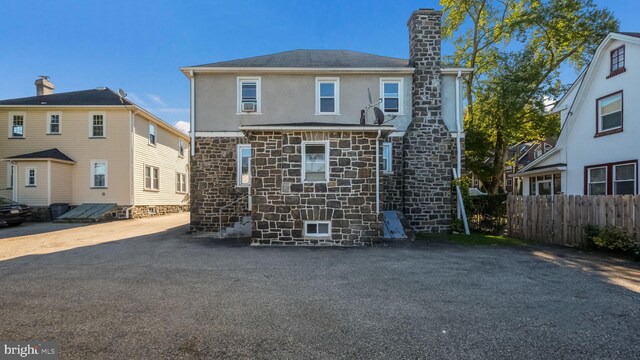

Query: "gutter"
left=376, top=130, right=381, bottom=214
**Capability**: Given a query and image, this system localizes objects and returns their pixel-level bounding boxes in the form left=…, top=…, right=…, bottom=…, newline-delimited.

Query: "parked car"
left=0, top=197, right=31, bottom=226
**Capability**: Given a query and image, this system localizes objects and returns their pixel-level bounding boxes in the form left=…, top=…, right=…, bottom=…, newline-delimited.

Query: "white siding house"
left=515, top=32, right=639, bottom=196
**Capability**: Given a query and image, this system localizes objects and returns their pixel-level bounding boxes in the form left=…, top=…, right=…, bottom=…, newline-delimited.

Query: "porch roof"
left=512, top=163, right=566, bottom=177
left=7, top=148, right=76, bottom=164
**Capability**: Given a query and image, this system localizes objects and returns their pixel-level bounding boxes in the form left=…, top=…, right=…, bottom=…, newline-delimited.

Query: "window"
left=380, top=78, right=403, bottom=114
left=534, top=148, right=542, bottom=159
left=178, top=140, right=185, bottom=157
left=316, top=78, right=339, bottom=114
left=149, top=124, right=156, bottom=145
left=91, top=160, right=108, bottom=188
left=25, top=168, right=36, bottom=187
left=613, top=163, right=636, bottom=195
left=9, top=112, right=25, bottom=138
left=47, top=112, right=61, bottom=134
left=506, top=178, right=513, bottom=187
left=302, top=141, right=329, bottom=182
left=587, top=167, right=607, bottom=195
left=176, top=172, right=187, bottom=193
left=382, top=142, right=393, bottom=173
left=596, top=92, right=622, bottom=135
left=304, top=221, right=331, bottom=237
left=6, top=164, right=14, bottom=189
left=530, top=174, right=561, bottom=195
left=610, top=46, right=625, bottom=74
left=237, top=77, right=261, bottom=113
left=237, top=145, right=251, bottom=187
left=144, top=165, right=159, bottom=190
left=89, top=112, right=106, bottom=137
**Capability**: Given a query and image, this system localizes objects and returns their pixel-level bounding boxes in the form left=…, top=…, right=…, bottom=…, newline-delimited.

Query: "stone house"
left=181, top=9, right=471, bottom=245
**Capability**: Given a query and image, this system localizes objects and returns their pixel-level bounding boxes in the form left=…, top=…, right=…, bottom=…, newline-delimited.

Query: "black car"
left=0, top=197, right=31, bottom=226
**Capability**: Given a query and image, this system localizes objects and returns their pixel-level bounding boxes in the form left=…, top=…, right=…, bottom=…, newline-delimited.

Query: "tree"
left=443, top=0, right=619, bottom=193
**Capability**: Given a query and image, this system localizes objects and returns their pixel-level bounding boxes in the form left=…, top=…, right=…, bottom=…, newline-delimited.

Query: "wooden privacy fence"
left=507, top=195, right=640, bottom=246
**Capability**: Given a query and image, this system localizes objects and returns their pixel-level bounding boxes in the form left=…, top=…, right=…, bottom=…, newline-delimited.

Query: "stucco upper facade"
left=517, top=33, right=640, bottom=196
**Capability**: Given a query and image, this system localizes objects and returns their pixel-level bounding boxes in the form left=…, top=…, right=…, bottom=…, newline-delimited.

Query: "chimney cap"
left=38, top=75, right=50, bottom=81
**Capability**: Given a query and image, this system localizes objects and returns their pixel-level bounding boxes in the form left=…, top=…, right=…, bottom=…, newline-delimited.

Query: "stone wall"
left=249, top=130, right=383, bottom=245
left=404, top=9, right=453, bottom=233
left=383, top=135, right=404, bottom=211
left=190, top=136, right=249, bottom=233
left=120, top=205, right=190, bottom=219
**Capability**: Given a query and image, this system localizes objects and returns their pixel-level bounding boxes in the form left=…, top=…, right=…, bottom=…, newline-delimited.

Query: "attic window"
left=595, top=91, right=623, bottom=136
left=607, top=46, right=625, bottom=78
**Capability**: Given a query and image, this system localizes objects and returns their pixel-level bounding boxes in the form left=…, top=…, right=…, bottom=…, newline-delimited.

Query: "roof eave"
left=239, top=125, right=396, bottom=133
left=512, top=165, right=566, bottom=177
left=180, top=66, right=415, bottom=76
left=6, top=158, right=76, bottom=165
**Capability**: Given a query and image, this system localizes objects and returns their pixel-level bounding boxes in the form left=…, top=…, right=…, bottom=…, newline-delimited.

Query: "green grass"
left=416, top=232, right=525, bottom=246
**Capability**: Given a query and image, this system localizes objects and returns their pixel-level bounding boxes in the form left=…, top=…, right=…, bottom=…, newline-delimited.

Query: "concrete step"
left=54, top=203, right=118, bottom=223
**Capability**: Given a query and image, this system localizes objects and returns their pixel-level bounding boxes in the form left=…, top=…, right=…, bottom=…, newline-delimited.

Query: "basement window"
left=304, top=221, right=331, bottom=237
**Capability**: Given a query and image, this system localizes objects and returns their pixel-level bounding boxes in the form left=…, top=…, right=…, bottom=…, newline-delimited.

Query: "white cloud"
left=127, top=93, right=149, bottom=108
left=174, top=120, right=190, bottom=134
left=147, top=93, right=167, bottom=107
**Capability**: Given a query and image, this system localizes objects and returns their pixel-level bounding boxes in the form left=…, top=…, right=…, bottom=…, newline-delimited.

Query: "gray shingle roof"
left=0, top=88, right=133, bottom=106
left=192, top=49, right=410, bottom=68
left=9, top=148, right=75, bottom=162
left=617, top=32, right=640, bottom=38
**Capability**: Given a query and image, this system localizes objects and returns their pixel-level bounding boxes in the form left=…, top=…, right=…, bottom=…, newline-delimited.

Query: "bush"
left=468, top=194, right=508, bottom=234
left=582, top=225, right=640, bottom=256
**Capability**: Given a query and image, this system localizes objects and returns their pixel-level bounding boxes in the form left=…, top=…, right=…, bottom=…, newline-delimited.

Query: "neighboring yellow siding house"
left=0, top=84, right=189, bottom=220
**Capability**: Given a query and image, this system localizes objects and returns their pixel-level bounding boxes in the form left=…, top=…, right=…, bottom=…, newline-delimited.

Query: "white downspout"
left=376, top=129, right=381, bottom=214
left=47, top=160, right=51, bottom=205
left=125, top=110, right=138, bottom=219
left=190, top=70, right=196, bottom=156
left=455, top=71, right=463, bottom=219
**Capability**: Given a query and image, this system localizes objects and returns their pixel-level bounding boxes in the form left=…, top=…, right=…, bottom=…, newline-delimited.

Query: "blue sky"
left=1, top=0, right=636, bottom=131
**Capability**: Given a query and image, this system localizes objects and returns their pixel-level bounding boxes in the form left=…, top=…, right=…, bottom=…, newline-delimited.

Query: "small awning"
left=7, top=148, right=76, bottom=164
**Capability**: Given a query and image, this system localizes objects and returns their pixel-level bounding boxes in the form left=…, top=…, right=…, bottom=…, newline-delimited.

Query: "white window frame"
left=597, top=92, right=622, bottom=133
left=613, top=162, right=636, bottom=195
left=8, top=111, right=26, bottom=138
left=301, top=141, right=330, bottom=183
left=25, top=167, right=36, bottom=187
left=178, top=140, right=185, bottom=158
left=148, top=123, right=156, bottom=146
left=176, top=172, right=187, bottom=193
left=90, top=160, right=108, bottom=188
left=89, top=111, right=106, bottom=138
left=380, top=78, right=404, bottom=115
left=236, top=76, right=262, bottom=114
left=382, top=142, right=393, bottom=173
left=587, top=166, right=608, bottom=195
left=303, top=221, right=331, bottom=238
left=46, top=111, right=62, bottom=135
left=144, top=165, right=160, bottom=191
left=236, top=144, right=251, bottom=187
left=315, top=77, right=340, bottom=115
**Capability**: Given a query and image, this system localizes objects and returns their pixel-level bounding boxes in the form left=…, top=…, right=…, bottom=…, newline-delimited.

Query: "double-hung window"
left=302, top=142, right=329, bottom=182
left=316, top=78, right=339, bottom=114
left=149, top=124, right=156, bottom=145
left=586, top=161, right=637, bottom=195
left=178, top=140, right=185, bottom=157
left=237, top=145, right=251, bottom=187
left=614, top=163, right=636, bottom=195
left=380, top=78, right=403, bottom=114
left=176, top=172, right=187, bottom=193
left=9, top=112, right=25, bottom=138
left=90, top=112, right=106, bottom=137
left=382, top=142, right=393, bottom=173
left=237, top=77, right=261, bottom=113
left=144, top=165, right=159, bottom=190
left=91, top=160, right=108, bottom=188
left=47, top=112, right=61, bottom=134
left=611, top=46, right=625, bottom=73
left=587, top=167, right=607, bottom=195
left=596, top=92, right=622, bottom=135
left=25, top=168, right=36, bottom=187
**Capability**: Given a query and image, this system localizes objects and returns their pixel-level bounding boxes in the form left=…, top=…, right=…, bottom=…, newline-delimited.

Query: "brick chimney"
left=35, top=76, right=54, bottom=96
left=403, top=9, right=452, bottom=233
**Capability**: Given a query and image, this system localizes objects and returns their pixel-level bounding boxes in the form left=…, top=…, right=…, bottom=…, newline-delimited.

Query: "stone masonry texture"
left=404, top=9, right=453, bottom=232
left=383, top=136, right=404, bottom=211
left=190, top=136, right=249, bottom=233
left=249, top=131, right=383, bottom=246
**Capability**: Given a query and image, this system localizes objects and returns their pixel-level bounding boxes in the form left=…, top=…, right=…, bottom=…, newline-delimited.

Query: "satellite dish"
left=118, top=88, right=127, bottom=98
left=367, top=88, right=373, bottom=105
left=373, top=107, right=385, bottom=125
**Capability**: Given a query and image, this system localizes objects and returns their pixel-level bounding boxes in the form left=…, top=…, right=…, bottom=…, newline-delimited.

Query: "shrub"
left=468, top=194, right=508, bottom=234
left=582, top=225, right=640, bottom=256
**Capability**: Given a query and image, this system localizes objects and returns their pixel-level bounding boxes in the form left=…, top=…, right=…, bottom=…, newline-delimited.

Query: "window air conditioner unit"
left=242, top=102, right=257, bottom=112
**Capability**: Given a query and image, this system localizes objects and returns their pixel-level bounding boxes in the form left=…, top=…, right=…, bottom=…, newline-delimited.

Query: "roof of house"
left=190, top=49, right=411, bottom=68
left=0, top=88, right=133, bottom=106
left=617, top=32, right=640, bottom=38
left=8, top=148, right=75, bottom=163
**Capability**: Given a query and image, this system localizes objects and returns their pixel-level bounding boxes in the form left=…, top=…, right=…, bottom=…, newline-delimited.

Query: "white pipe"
left=376, top=129, right=381, bottom=214
left=452, top=168, right=470, bottom=235
left=190, top=70, right=195, bottom=156
left=455, top=71, right=462, bottom=219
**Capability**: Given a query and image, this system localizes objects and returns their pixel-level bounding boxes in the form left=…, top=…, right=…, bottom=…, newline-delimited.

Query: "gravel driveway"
left=0, top=219, right=638, bottom=359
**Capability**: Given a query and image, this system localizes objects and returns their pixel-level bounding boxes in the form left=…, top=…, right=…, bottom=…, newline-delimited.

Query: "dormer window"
left=608, top=46, right=625, bottom=78
left=595, top=91, right=623, bottom=136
